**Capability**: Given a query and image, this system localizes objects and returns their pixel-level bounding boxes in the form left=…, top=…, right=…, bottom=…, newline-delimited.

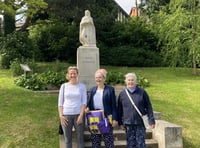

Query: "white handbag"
left=125, top=89, right=149, bottom=129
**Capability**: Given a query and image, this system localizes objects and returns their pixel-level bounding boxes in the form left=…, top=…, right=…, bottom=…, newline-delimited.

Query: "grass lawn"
left=0, top=70, right=59, bottom=148
left=0, top=67, right=200, bottom=147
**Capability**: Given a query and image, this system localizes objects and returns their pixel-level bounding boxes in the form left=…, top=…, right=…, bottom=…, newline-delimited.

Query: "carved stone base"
left=77, top=46, right=99, bottom=90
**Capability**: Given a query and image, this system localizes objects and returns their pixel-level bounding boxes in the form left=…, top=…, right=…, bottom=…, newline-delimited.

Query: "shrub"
left=137, top=75, right=150, bottom=88
left=10, top=59, right=24, bottom=76
left=106, top=71, right=124, bottom=85
left=14, top=68, right=150, bottom=90
left=14, top=74, right=47, bottom=91
left=10, top=59, right=38, bottom=76
left=0, top=31, right=36, bottom=69
left=0, top=53, right=12, bottom=69
left=100, top=46, right=163, bottom=67
left=105, top=71, right=150, bottom=88
left=40, top=70, right=66, bottom=87
left=14, top=70, right=66, bottom=90
left=28, top=22, right=78, bottom=62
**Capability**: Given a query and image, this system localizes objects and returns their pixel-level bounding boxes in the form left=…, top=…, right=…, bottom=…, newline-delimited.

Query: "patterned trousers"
left=125, top=125, right=146, bottom=148
left=90, top=131, right=114, bottom=148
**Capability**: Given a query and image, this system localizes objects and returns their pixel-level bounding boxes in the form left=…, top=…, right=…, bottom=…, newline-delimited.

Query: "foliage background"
left=0, top=0, right=162, bottom=68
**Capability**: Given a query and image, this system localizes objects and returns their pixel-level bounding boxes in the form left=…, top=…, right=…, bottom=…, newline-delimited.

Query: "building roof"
left=113, top=0, right=132, bottom=15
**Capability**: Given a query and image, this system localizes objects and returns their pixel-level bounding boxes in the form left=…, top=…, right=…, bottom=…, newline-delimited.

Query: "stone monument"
left=77, top=10, right=99, bottom=90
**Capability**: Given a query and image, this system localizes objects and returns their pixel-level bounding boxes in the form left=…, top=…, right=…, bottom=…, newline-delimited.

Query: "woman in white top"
left=58, top=66, right=87, bottom=148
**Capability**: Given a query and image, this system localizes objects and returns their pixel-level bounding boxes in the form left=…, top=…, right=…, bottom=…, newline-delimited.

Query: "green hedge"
left=100, top=46, right=163, bottom=67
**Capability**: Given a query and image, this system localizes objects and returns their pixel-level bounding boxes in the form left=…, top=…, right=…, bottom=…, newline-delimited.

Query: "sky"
left=114, top=0, right=135, bottom=14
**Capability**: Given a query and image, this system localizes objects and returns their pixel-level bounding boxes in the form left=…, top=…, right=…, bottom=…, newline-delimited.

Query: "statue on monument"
left=79, top=10, right=96, bottom=47
left=77, top=10, right=99, bottom=90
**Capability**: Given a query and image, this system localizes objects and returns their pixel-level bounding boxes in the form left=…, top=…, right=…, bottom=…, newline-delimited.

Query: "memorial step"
left=84, top=139, right=158, bottom=148
left=83, top=129, right=154, bottom=141
left=65, top=128, right=159, bottom=148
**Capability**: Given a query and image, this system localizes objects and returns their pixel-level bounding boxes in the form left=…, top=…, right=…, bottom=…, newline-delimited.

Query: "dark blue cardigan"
left=87, top=85, right=117, bottom=121
left=118, top=85, right=155, bottom=126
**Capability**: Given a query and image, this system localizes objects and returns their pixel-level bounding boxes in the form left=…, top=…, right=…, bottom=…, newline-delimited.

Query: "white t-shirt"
left=58, top=83, right=87, bottom=115
left=93, top=89, right=104, bottom=110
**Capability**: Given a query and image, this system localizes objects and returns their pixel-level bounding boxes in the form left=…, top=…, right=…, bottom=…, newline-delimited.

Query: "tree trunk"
left=192, top=0, right=198, bottom=76
left=192, top=52, right=197, bottom=76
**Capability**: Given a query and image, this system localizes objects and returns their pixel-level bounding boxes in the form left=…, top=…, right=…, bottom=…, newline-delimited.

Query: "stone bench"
left=153, top=120, right=183, bottom=148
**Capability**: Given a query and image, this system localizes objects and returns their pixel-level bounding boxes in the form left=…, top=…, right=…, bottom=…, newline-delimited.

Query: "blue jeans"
left=125, top=125, right=146, bottom=148
left=62, top=115, right=84, bottom=148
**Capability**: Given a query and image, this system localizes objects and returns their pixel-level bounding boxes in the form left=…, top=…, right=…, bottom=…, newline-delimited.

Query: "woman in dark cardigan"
left=86, top=69, right=118, bottom=148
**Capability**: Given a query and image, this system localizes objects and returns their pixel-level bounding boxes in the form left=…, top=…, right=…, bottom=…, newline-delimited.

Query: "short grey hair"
left=124, top=72, right=137, bottom=82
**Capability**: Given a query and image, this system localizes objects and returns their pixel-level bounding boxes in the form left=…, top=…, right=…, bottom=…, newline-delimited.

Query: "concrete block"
left=154, top=111, right=162, bottom=120
left=153, top=120, right=183, bottom=148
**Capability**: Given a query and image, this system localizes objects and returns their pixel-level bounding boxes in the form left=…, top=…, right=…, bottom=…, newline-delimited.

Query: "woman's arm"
left=58, top=106, right=68, bottom=127
left=77, top=104, right=86, bottom=125
left=58, top=84, right=67, bottom=126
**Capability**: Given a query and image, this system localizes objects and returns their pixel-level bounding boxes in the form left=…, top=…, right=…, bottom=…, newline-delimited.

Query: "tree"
left=45, top=0, right=118, bottom=44
left=154, top=0, right=200, bottom=75
left=0, top=0, right=48, bottom=32
left=187, top=0, right=200, bottom=75
left=99, top=18, right=162, bottom=67
left=1, top=0, right=15, bottom=34
left=27, top=0, right=119, bottom=63
left=140, top=0, right=170, bottom=19
left=28, top=21, right=79, bottom=62
left=45, top=0, right=118, bottom=25
left=0, top=31, right=35, bottom=68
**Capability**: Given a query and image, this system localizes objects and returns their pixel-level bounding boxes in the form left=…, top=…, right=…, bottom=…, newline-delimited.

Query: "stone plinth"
left=154, top=111, right=162, bottom=120
left=77, top=46, right=99, bottom=90
left=153, top=120, right=183, bottom=148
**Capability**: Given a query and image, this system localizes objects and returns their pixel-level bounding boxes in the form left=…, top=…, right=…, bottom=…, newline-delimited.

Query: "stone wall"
left=153, top=120, right=183, bottom=148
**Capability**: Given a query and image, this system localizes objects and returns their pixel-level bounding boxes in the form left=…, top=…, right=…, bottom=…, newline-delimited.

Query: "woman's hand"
left=120, top=125, right=125, bottom=131
left=77, top=115, right=83, bottom=125
left=112, top=120, right=118, bottom=128
left=149, top=124, right=155, bottom=129
left=85, top=107, right=89, bottom=113
left=60, top=116, right=68, bottom=127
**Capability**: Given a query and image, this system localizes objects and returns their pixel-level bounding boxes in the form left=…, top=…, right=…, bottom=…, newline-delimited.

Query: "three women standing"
left=58, top=67, right=155, bottom=148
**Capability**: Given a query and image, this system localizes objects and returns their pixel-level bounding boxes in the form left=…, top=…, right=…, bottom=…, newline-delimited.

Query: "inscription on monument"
left=83, top=57, right=94, bottom=63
